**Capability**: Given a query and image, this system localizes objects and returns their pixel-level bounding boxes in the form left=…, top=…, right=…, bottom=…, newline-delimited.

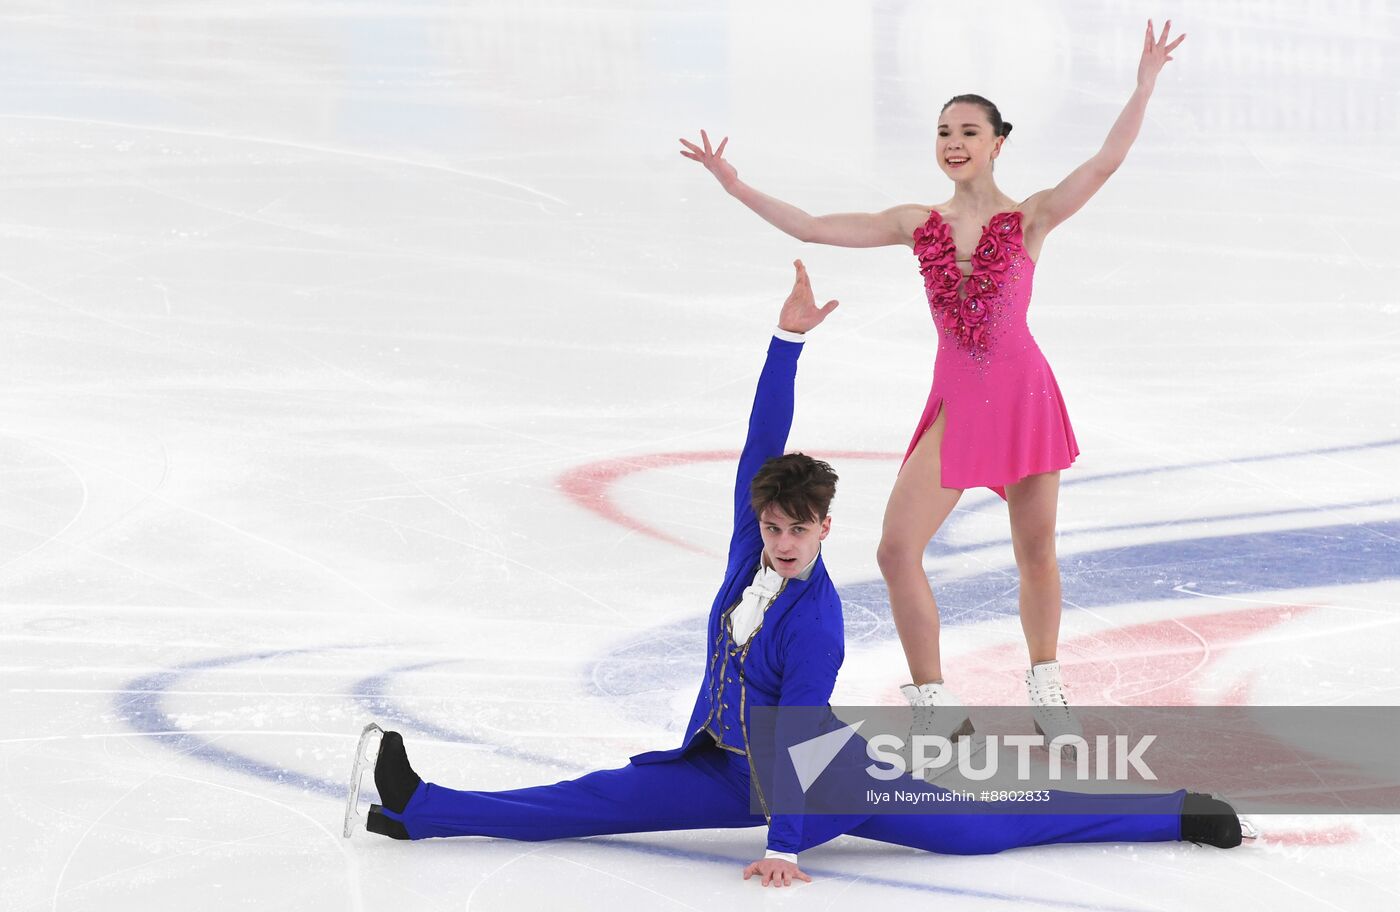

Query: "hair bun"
left=1001, top=122, right=1014, bottom=138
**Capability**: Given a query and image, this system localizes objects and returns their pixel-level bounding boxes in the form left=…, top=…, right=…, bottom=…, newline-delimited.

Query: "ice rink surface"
left=2, top=0, right=1398, bottom=908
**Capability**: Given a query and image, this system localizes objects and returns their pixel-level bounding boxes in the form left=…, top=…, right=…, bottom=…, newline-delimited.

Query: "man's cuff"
left=764, top=849, right=799, bottom=863
left=773, top=327, right=806, bottom=344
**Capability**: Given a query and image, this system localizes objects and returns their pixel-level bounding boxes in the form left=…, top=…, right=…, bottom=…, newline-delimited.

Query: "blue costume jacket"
left=627, top=335, right=844, bottom=853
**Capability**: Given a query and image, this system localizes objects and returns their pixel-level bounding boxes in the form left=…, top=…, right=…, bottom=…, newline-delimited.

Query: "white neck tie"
left=730, top=565, right=785, bottom=645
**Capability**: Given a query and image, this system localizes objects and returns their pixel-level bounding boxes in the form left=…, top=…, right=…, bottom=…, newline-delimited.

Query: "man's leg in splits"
left=840, top=789, right=1186, bottom=855
left=369, top=732, right=765, bottom=841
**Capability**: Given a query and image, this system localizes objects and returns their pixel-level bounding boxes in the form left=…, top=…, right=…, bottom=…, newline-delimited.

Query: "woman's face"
left=937, top=103, right=1000, bottom=181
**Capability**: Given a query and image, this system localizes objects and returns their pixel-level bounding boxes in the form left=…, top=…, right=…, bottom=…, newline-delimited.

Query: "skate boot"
left=1026, top=660, right=1082, bottom=761
left=901, top=681, right=975, bottom=782
left=1181, top=792, right=1256, bottom=848
left=343, top=723, right=421, bottom=839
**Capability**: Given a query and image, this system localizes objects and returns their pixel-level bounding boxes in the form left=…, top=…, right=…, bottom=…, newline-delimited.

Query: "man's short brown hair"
left=749, top=453, right=839, bottom=524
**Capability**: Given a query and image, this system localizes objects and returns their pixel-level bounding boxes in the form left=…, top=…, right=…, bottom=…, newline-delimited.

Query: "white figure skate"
left=1026, top=661, right=1081, bottom=762
left=901, top=682, right=977, bottom=783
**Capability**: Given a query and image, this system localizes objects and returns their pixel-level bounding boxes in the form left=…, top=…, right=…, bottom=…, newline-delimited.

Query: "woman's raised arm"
left=1028, top=18, right=1185, bottom=234
left=680, top=130, right=920, bottom=248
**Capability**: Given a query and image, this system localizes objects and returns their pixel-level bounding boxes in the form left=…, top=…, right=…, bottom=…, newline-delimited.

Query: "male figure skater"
left=345, top=261, right=1246, bottom=887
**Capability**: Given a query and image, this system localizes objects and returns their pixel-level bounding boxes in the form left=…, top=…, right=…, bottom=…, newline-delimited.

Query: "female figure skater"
left=680, top=19, right=1186, bottom=742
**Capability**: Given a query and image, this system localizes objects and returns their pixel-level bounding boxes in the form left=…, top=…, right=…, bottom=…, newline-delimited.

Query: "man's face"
left=758, top=504, right=831, bottom=578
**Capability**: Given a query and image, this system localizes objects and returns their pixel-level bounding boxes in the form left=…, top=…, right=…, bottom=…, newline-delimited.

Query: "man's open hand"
left=778, top=259, right=839, bottom=334
left=742, top=857, right=812, bottom=887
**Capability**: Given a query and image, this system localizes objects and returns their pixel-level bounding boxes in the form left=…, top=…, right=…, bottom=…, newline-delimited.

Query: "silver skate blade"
left=918, top=732, right=987, bottom=786
left=1240, top=817, right=1260, bottom=842
left=1033, top=719, right=1081, bottom=763
left=343, top=723, right=384, bottom=838
left=904, top=716, right=975, bottom=781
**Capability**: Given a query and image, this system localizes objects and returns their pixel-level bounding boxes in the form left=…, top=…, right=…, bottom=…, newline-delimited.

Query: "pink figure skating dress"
left=902, top=208, right=1078, bottom=501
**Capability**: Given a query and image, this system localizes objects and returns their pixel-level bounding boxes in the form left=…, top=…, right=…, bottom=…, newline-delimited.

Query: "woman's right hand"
left=678, top=131, right=915, bottom=248
left=679, top=130, right=738, bottom=190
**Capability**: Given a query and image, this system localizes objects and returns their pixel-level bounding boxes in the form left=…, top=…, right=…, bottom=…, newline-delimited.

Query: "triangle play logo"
left=786, top=720, right=864, bottom=793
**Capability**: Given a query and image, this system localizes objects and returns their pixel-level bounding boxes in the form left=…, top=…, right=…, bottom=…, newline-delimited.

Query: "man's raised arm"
left=730, top=261, right=840, bottom=552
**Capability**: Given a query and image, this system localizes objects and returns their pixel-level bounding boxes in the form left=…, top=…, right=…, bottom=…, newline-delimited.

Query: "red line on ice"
left=557, top=449, right=897, bottom=556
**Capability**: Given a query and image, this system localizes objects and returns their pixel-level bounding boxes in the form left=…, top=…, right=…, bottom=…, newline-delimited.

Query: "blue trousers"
left=382, top=742, right=1184, bottom=854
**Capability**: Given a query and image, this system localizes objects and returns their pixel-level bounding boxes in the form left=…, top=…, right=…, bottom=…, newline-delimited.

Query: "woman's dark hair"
left=940, top=94, right=1013, bottom=138
left=750, top=453, right=838, bottom=524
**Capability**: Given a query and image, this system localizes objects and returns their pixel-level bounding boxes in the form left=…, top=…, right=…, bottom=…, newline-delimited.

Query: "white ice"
left=2, top=1, right=1399, bottom=909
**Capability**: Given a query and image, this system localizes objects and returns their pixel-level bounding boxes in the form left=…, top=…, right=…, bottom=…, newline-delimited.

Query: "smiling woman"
left=938, top=93, right=1013, bottom=183
left=679, top=16, right=1187, bottom=755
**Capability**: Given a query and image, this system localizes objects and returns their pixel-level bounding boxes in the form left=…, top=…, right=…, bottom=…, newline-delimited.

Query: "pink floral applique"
left=912, top=209, right=1023, bottom=353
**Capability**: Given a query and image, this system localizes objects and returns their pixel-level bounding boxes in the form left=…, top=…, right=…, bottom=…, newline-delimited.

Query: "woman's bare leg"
left=1004, top=470, right=1062, bottom=663
left=878, top=407, right=963, bottom=685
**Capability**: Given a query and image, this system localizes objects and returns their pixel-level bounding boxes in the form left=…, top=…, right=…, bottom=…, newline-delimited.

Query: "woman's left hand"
left=1138, top=18, right=1185, bottom=88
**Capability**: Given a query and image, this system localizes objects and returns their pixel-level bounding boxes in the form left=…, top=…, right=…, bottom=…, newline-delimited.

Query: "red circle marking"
left=557, top=449, right=897, bottom=556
